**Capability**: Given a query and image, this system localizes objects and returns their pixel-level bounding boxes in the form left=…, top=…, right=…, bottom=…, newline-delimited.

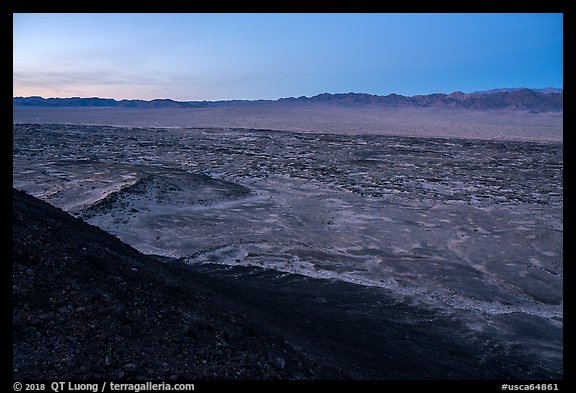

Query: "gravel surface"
left=12, top=189, right=561, bottom=379
left=13, top=189, right=327, bottom=380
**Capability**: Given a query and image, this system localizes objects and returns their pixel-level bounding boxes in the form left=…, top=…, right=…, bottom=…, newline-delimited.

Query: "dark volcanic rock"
left=12, top=188, right=321, bottom=379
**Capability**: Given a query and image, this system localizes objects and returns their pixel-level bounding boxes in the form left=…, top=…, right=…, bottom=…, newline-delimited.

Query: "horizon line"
left=12, top=87, right=564, bottom=103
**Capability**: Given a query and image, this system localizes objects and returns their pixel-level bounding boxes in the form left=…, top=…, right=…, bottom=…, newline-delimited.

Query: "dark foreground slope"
left=13, top=189, right=560, bottom=380
left=13, top=188, right=322, bottom=379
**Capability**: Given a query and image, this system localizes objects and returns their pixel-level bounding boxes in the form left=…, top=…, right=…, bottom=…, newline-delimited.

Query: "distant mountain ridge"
left=12, top=96, right=209, bottom=108
left=281, top=88, right=562, bottom=111
left=13, top=88, right=563, bottom=111
left=469, top=87, right=563, bottom=95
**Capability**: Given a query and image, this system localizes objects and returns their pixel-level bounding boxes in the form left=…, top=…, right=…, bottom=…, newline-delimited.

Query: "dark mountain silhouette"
left=13, top=88, right=563, bottom=111
left=13, top=96, right=119, bottom=107
left=284, top=89, right=562, bottom=111
left=470, top=87, right=563, bottom=95
left=461, top=89, right=563, bottom=111
left=12, top=96, right=208, bottom=109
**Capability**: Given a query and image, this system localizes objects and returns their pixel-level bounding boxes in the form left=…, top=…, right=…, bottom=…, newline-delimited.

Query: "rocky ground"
left=12, top=189, right=561, bottom=380
left=13, top=188, right=325, bottom=379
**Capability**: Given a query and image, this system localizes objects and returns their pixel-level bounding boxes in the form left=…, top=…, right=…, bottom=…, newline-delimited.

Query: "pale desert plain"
left=13, top=102, right=563, bottom=379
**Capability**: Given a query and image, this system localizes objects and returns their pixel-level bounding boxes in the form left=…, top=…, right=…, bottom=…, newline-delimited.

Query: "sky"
left=13, top=13, right=563, bottom=101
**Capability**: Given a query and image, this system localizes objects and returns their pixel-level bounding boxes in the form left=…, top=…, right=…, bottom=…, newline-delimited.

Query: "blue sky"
left=13, top=13, right=563, bottom=101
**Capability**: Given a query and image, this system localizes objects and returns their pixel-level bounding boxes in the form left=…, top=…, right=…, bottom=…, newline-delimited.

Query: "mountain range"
left=13, top=88, right=563, bottom=112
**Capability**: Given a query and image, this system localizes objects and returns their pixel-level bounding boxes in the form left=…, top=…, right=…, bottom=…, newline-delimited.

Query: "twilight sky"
left=13, top=13, right=563, bottom=101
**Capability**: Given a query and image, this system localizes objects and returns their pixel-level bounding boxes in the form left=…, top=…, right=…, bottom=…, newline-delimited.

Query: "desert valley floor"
left=12, top=108, right=563, bottom=378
